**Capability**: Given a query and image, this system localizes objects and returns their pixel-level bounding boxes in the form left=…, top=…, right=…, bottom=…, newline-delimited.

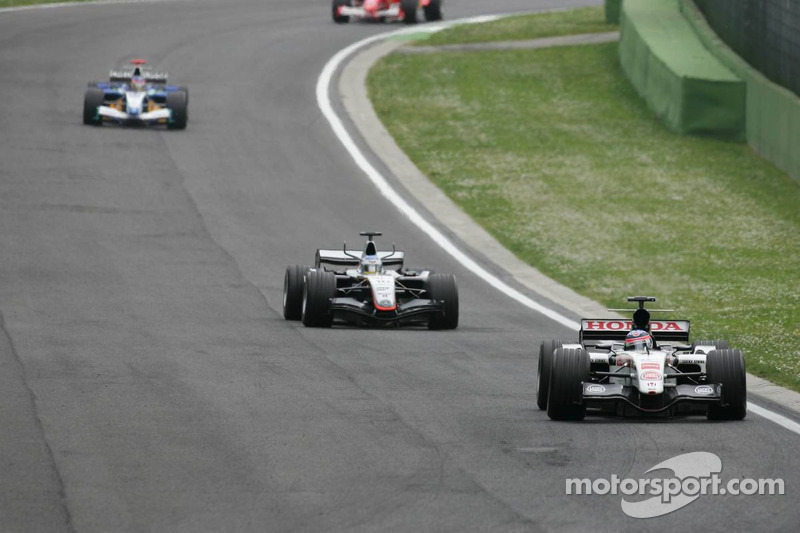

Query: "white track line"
left=748, top=403, right=800, bottom=435
left=317, top=22, right=800, bottom=436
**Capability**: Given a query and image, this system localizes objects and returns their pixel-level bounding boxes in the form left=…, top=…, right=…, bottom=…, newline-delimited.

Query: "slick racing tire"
left=302, top=270, right=336, bottom=327
left=83, top=88, right=104, bottom=126
left=166, top=90, right=188, bottom=130
left=423, top=0, right=442, bottom=21
left=283, top=265, right=308, bottom=320
left=177, top=86, right=190, bottom=106
left=706, top=349, right=747, bottom=420
left=400, top=0, right=417, bottom=24
left=547, top=348, right=589, bottom=421
left=332, top=0, right=351, bottom=23
left=691, top=339, right=730, bottom=353
left=426, top=273, right=458, bottom=330
left=537, top=338, right=567, bottom=410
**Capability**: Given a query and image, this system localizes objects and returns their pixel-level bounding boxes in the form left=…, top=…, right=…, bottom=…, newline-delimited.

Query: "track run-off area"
left=0, top=0, right=797, bottom=531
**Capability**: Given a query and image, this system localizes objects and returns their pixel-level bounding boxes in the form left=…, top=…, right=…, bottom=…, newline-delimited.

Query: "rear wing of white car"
left=315, top=249, right=405, bottom=270
left=579, top=319, right=691, bottom=343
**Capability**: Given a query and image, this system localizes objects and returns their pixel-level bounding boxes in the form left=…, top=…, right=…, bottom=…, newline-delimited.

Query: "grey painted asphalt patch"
left=338, top=33, right=800, bottom=417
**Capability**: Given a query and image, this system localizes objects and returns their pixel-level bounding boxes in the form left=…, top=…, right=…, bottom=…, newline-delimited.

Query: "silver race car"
left=283, top=232, right=458, bottom=329
left=83, top=59, right=188, bottom=129
left=538, top=296, right=746, bottom=420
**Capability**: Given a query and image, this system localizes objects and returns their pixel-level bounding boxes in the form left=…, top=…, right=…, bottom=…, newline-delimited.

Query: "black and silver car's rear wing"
left=315, top=249, right=405, bottom=269
left=579, top=319, right=691, bottom=343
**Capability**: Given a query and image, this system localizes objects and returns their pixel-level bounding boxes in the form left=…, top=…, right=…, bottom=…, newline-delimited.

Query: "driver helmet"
left=624, top=329, right=653, bottom=351
left=361, top=254, right=382, bottom=274
left=130, top=75, right=146, bottom=92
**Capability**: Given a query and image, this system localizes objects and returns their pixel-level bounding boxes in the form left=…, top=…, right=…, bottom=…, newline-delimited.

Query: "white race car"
left=538, top=297, right=746, bottom=420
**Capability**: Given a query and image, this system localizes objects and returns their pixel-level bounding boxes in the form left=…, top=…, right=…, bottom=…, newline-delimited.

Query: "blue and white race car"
left=83, top=59, right=188, bottom=129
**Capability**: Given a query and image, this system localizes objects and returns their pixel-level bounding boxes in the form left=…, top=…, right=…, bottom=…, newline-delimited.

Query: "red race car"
left=332, top=0, right=443, bottom=24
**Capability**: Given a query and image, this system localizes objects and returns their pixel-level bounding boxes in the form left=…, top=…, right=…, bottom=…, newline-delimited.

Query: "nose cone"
left=126, top=92, right=145, bottom=116
left=364, top=0, right=379, bottom=14
left=638, top=358, right=665, bottom=395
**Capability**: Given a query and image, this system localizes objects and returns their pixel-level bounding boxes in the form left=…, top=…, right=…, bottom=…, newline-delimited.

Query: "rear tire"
left=83, top=88, right=104, bottom=126
left=166, top=91, right=188, bottom=130
left=423, top=0, right=442, bottom=21
left=302, top=271, right=336, bottom=327
left=537, top=339, right=567, bottom=410
left=401, top=0, right=417, bottom=24
left=547, top=348, right=589, bottom=421
left=332, top=0, right=351, bottom=23
left=283, top=265, right=308, bottom=320
left=426, top=273, right=458, bottom=330
left=706, top=349, right=747, bottom=420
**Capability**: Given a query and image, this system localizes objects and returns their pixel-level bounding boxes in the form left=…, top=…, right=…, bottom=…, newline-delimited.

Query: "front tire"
left=537, top=339, right=567, bottom=410
left=423, top=0, right=442, bottom=21
left=283, top=265, right=308, bottom=320
left=83, top=88, right=104, bottom=126
left=401, top=0, right=417, bottom=24
left=302, top=270, right=336, bottom=327
left=166, top=91, right=188, bottom=130
left=332, top=0, right=351, bottom=23
left=547, top=348, right=589, bottom=421
left=706, top=349, right=747, bottom=420
left=427, top=273, right=458, bottom=330
left=177, top=85, right=190, bottom=105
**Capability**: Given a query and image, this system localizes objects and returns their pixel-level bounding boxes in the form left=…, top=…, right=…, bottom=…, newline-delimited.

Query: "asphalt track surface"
left=0, top=0, right=797, bottom=531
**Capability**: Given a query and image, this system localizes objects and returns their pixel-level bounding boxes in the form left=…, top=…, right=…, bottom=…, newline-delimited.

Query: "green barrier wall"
left=682, top=0, right=800, bottom=180
left=618, top=0, right=745, bottom=140
left=693, top=0, right=800, bottom=97
left=605, top=0, right=622, bottom=23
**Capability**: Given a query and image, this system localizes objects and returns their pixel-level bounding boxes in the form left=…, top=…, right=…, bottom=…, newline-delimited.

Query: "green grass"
left=419, top=6, right=616, bottom=46
left=369, top=16, right=800, bottom=390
